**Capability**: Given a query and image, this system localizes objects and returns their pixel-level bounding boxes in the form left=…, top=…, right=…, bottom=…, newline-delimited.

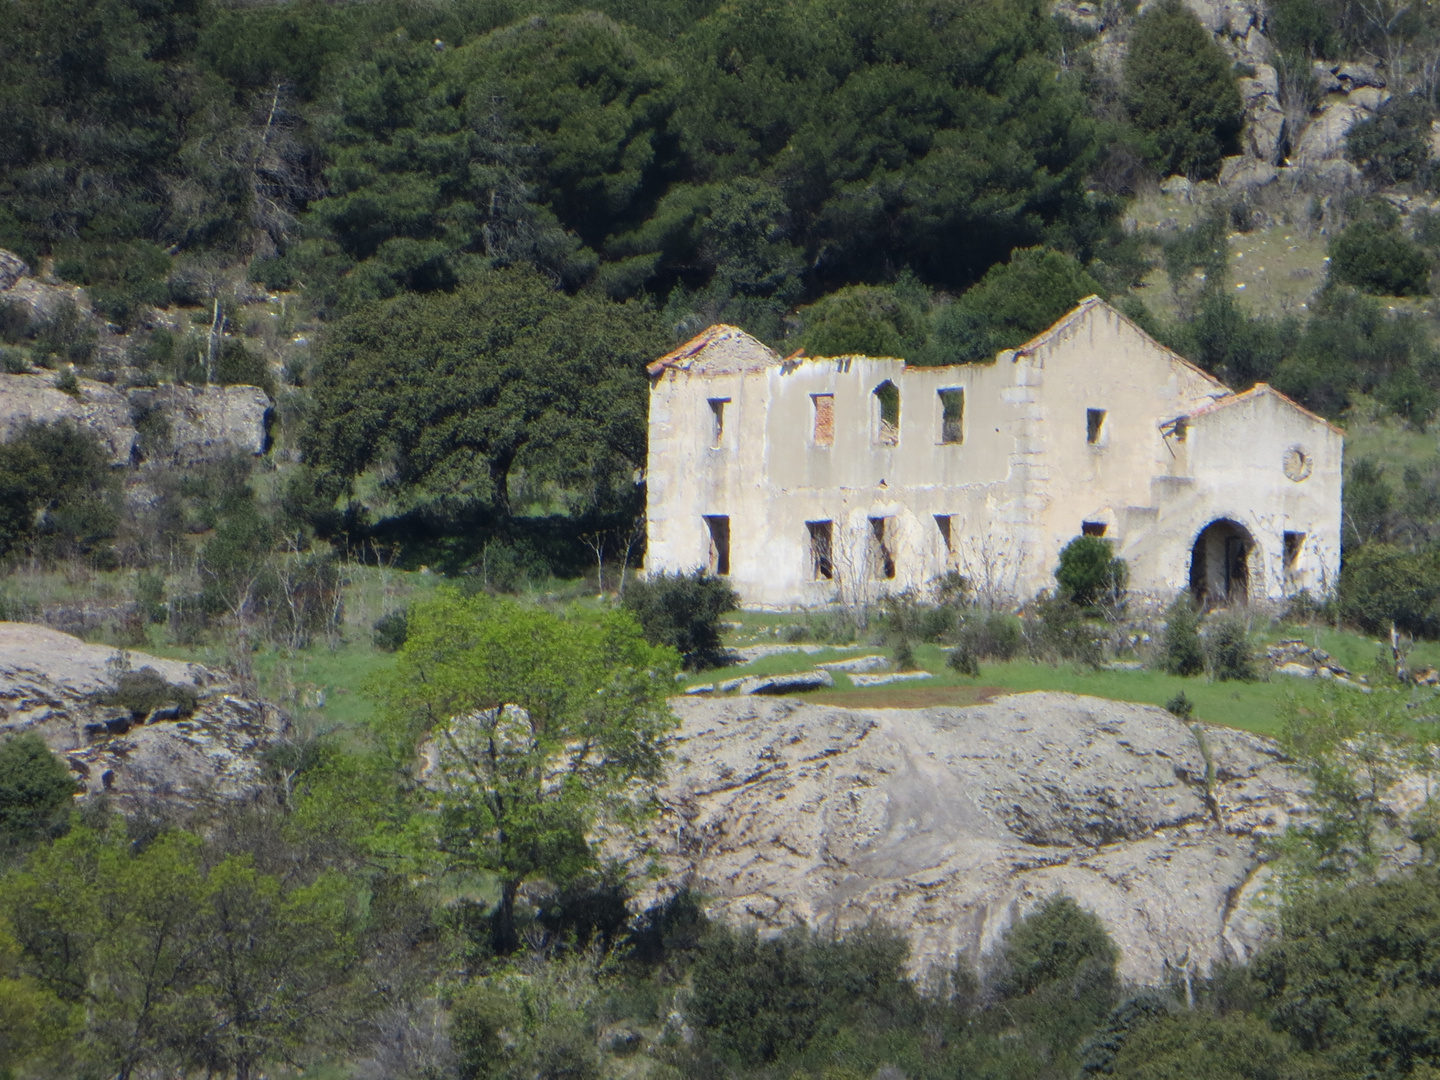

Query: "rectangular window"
left=1284, top=531, right=1305, bottom=570
left=1082, top=521, right=1107, bottom=537
left=1086, top=408, right=1107, bottom=444
left=704, top=515, right=731, bottom=575
left=812, top=394, right=834, bottom=447
left=939, top=388, right=964, bottom=444
left=807, top=520, right=834, bottom=580
left=708, top=398, right=728, bottom=447
left=868, top=516, right=896, bottom=579
left=935, top=514, right=954, bottom=553
left=874, top=382, right=900, bottom=447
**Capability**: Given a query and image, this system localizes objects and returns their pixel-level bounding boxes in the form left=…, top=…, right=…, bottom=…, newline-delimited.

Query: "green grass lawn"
left=58, top=558, right=1440, bottom=742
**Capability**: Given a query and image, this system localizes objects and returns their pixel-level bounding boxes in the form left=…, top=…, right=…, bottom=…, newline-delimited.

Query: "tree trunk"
left=492, top=878, right=520, bottom=954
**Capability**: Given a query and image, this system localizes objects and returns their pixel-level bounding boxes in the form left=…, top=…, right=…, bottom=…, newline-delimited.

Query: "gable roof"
left=1009, top=295, right=1231, bottom=395
left=646, top=324, right=782, bottom=377
left=1182, top=381, right=1344, bottom=435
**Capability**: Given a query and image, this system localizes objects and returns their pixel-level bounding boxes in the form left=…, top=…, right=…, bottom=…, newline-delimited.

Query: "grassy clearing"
left=17, top=559, right=1440, bottom=741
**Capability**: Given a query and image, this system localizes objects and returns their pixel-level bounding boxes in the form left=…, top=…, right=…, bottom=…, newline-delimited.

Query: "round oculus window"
left=1283, top=445, right=1313, bottom=482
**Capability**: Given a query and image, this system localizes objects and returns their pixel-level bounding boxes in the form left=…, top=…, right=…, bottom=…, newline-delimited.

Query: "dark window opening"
left=807, top=520, right=834, bottom=580
left=1087, top=408, right=1106, bottom=444
left=935, top=514, right=953, bottom=553
left=1082, top=521, right=1107, bottom=537
left=812, top=394, right=834, bottom=447
left=708, top=398, right=728, bottom=447
left=874, top=381, right=900, bottom=446
left=939, top=388, right=964, bottom=444
left=1284, top=531, right=1305, bottom=570
left=869, top=516, right=896, bottom=579
left=704, top=515, right=730, bottom=575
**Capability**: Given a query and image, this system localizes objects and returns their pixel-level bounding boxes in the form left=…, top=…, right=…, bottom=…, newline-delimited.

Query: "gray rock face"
left=0, top=372, right=138, bottom=464
left=1293, top=100, right=1369, bottom=163
left=0, top=250, right=29, bottom=291
left=1220, top=156, right=1279, bottom=189
left=0, top=622, right=289, bottom=805
left=133, top=384, right=272, bottom=463
left=638, top=693, right=1306, bottom=985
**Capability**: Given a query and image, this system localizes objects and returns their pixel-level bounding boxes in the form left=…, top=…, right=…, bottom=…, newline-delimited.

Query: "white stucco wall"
left=644, top=300, right=1343, bottom=609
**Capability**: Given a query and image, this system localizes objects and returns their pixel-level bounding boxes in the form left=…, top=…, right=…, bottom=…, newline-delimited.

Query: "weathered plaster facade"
left=644, top=298, right=1342, bottom=609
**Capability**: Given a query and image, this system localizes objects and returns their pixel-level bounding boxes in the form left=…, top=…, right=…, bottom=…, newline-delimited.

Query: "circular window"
left=1283, top=445, right=1313, bottom=482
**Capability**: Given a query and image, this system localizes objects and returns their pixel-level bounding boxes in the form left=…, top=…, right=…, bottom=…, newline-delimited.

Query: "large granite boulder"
left=1293, top=100, right=1369, bottom=163
left=638, top=693, right=1309, bottom=985
left=0, top=372, right=138, bottom=464
left=0, top=623, right=289, bottom=806
left=130, top=384, right=272, bottom=463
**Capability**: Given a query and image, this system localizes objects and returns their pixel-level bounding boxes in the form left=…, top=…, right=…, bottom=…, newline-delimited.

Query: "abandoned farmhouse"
left=643, top=297, right=1343, bottom=609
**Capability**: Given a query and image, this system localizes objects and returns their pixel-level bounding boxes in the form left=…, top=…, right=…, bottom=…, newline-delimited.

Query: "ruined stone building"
left=643, top=297, right=1343, bottom=609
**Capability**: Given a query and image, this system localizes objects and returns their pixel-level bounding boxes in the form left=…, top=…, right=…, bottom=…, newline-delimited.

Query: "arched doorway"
left=1190, top=519, right=1254, bottom=608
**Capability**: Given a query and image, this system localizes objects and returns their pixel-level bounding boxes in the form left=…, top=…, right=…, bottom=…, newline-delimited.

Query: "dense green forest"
left=7, top=0, right=1440, bottom=584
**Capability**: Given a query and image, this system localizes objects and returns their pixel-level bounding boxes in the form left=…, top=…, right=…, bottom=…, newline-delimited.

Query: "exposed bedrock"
left=0, top=622, right=288, bottom=806
left=637, top=692, right=1308, bottom=985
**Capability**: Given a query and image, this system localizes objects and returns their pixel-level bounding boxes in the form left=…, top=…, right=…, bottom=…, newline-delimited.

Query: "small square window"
left=939, top=388, right=964, bottom=444
left=1082, top=521, right=1107, bottom=537
left=807, top=520, right=834, bottom=580
left=708, top=398, right=728, bottom=447
left=812, top=394, right=834, bottom=447
left=1086, top=408, right=1106, bottom=444
left=704, top=515, right=730, bottom=575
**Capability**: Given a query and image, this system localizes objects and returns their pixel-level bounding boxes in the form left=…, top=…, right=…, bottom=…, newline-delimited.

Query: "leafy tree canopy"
left=927, top=247, right=1101, bottom=364
left=1123, top=0, right=1243, bottom=179
left=303, top=268, right=665, bottom=516
left=376, top=590, right=679, bottom=951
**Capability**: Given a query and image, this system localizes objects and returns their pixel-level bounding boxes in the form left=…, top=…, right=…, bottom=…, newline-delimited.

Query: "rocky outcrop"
left=0, top=373, right=271, bottom=466
left=638, top=693, right=1308, bottom=985
left=1293, top=99, right=1370, bottom=164
left=0, top=372, right=138, bottom=464
left=0, top=251, right=28, bottom=291
left=0, top=622, right=289, bottom=805
left=131, top=384, right=272, bottom=463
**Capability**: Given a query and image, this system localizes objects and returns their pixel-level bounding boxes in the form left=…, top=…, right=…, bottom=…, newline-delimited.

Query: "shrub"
left=1346, top=95, right=1434, bottom=186
left=950, top=610, right=1024, bottom=675
left=1123, top=0, right=1244, bottom=178
left=1165, top=691, right=1195, bottom=719
left=1030, top=593, right=1106, bottom=666
left=1159, top=595, right=1205, bottom=676
left=1329, top=204, right=1431, bottom=297
left=31, top=299, right=96, bottom=367
left=948, top=642, right=981, bottom=676
left=0, top=733, right=77, bottom=854
left=92, top=666, right=200, bottom=720
left=1000, top=895, right=1118, bottom=997
left=1338, top=541, right=1440, bottom=637
left=688, top=924, right=913, bottom=1067
left=1204, top=617, right=1258, bottom=681
left=53, top=367, right=79, bottom=397
left=215, top=339, right=276, bottom=396
left=0, top=421, right=121, bottom=559
left=893, top=638, right=919, bottom=671
left=373, top=609, right=409, bottom=652
left=53, top=240, right=171, bottom=328
left=799, top=282, right=928, bottom=358
left=881, top=589, right=957, bottom=641
left=621, top=570, right=739, bottom=668
left=1056, top=536, right=1128, bottom=608
left=927, top=247, right=1102, bottom=364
